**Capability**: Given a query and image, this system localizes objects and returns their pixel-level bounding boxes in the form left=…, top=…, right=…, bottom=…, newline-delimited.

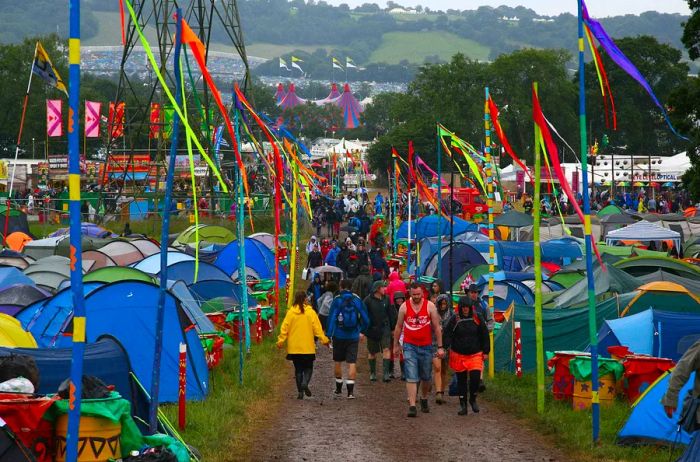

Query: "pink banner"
left=46, top=99, right=62, bottom=137
left=85, top=101, right=101, bottom=138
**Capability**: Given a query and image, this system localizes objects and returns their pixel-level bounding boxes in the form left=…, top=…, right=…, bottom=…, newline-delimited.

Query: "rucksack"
left=346, top=259, right=359, bottom=278
left=337, top=296, right=359, bottom=330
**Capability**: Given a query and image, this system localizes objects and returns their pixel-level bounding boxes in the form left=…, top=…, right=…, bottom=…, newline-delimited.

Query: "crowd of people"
left=277, top=190, right=492, bottom=417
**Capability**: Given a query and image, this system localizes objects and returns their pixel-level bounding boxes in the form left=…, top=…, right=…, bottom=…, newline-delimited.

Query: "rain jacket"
left=386, top=271, right=407, bottom=304
left=277, top=304, right=329, bottom=354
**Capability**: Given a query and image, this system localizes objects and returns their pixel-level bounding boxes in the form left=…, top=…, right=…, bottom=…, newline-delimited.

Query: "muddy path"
left=246, top=341, right=564, bottom=462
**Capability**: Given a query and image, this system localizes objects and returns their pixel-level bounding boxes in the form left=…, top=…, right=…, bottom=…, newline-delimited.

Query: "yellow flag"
left=32, top=42, right=68, bottom=96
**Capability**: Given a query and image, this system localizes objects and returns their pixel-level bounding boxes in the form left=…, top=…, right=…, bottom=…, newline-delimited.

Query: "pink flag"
left=85, top=101, right=101, bottom=138
left=46, top=99, right=62, bottom=137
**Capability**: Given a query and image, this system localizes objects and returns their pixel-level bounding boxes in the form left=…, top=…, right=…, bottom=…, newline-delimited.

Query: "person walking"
left=364, top=281, right=394, bottom=383
left=391, top=291, right=406, bottom=380
left=433, top=294, right=454, bottom=405
left=443, top=296, right=490, bottom=415
left=393, top=282, right=445, bottom=417
left=351, top=265, right=373, bottom=300
left=316, top=281, right=337, bottom=330
left=326, top=279, right=369, bottom=399
left=466, top=284, right=494, bottom=392
left=277, top=291, right=330, bottom=399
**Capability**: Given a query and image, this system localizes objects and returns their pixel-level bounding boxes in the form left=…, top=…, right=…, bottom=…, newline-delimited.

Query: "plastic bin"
left=0, top=393, right=55, bottom=462
left=54, top=415, right=121, bottom=462
left=623, top=356, right=675, bottom=403
left=573, top=373, right=617, bottom=410
left=547, top=351, right=589, bottom=401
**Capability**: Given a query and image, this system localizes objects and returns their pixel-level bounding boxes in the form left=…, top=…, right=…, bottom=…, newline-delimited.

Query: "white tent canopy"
left=605, top=220, right=681, bottom=249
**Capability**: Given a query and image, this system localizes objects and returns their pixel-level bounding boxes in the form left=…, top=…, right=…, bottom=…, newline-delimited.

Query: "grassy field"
left=484, top=373, right=684, bottom=462
left=370, top=31, right=490, bottom=64
left=246, top=42, right=339, bottom=59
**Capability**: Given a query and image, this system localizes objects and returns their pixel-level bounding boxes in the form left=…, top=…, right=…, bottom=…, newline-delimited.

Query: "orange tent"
left=6, top=231, right=33, bottom=252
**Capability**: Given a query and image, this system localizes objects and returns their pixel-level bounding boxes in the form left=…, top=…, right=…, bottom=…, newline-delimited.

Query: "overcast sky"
left=331, top=0, right=690, bottom=17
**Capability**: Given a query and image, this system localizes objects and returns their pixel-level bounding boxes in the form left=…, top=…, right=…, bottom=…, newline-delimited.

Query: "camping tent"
left=620, top=281, right=700, bottom=317
left=598, top=204, right=624, bottom=216
left=493, top=211, right=533, bottom=240
left=397, top=216, right=475, bottom=240
left=0, top=267, right=35, bottom=289
left=638, top=270, right=700, bottom=296
left=83, top=266, right=154, bottom=285
left=5, top=232, right=32, bottom=252
left=131, top=251, right=195, bottom=275
left=0, top=314, right=36, bottom=347
left=159, top=260, right=231, bottom=285
left=98, top=240, right=148, bottom=266
left=618, top=371, right=694, bottom=445
left=615, top=256, right=700, bottom=278
left=49, top=222, right=116, bottom=239
left=547, top=264, right=642, bottom=308
left=174, top=225, right=235, bottom=245
left=605, top=220, right=681, bottom=250
left=214, top=238, right=286, bottom=282
left=422, top=242, right=487, bottom=288
left=187, top=279, right=258, bottom=309
left=0, top=205, right=32, bottom=238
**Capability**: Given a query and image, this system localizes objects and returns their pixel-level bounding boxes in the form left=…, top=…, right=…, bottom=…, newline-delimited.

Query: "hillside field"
left=370, top=31, right=491, bottom=64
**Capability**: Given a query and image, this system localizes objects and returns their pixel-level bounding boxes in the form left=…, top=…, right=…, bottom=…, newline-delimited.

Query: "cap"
left=371, top=280, right=386, bottom=293
left=468, top=284, right=479, bottom=293
left=393, top=291, right=406, bottom=301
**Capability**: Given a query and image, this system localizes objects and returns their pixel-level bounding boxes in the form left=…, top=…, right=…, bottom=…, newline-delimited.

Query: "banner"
left=85, top=101, right=101, bottom=138
left=47, top=99, right=62, bottom=137
left=108, top=101, right=126, bottom=139
left=48, top=154, right=68, bottom=174
left=149, top=103, right=161, bottom=139
left=0, top=161, right=7, bottom=180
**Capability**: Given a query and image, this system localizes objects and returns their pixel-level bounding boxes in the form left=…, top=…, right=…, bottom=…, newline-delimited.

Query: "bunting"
left=46, top=99, right=62, bottom=137
left=84, top=101, right=100, bottom=138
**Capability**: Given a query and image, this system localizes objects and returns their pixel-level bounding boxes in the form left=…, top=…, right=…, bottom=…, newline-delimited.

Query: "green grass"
left=246, top=42, right=339, bottom=59
left=370, top=31, right=490, bottom=64
left=484, top=373, right=683, bottom=462
left=83, top=11, right=159, bottom=47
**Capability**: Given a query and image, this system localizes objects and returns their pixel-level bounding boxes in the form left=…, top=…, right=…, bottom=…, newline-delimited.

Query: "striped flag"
left=332, top=57, right=344, bottom=70
left=84, top=101, right=101, bottom=138
left=149, top=103, right=160, bottom=139
left=108, top=101, right=125, bottom=139
left=346, top=57, right=357, bottom=69
left=291, top=56, right=304, bottom=73
left=46, top=99, right=62, bottom=137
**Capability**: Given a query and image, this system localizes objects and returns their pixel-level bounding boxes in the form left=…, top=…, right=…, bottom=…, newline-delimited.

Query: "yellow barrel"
left=54, top=415, right=122, bottom=462
left=572, top=372, right=616, bottom=411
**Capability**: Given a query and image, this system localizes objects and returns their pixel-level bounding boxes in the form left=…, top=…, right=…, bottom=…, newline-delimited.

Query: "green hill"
left=370, top=31, right=490, bottom=64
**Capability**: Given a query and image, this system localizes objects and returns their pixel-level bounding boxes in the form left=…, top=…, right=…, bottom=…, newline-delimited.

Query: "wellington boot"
left=457, top=397, right=468, bottom=415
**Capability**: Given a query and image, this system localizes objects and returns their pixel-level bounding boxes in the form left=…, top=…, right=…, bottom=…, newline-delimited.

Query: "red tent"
left=278, top=83, right=306, bottom=109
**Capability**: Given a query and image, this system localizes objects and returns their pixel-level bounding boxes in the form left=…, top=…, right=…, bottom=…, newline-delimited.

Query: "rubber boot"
left=457, top=397, right=468, bottom=415
left=302, top=368, right=313, bottom=397
left=295, top=370, right=304, bottom=400
left=469, top=394, right=480, bottom=413
left=400, top=360, right=406, bottom=381
left=382, top=359, right=392, bottom=382
left=389, top=360, right=396, bottom=379
left=369, top=359, right=377, bottom=382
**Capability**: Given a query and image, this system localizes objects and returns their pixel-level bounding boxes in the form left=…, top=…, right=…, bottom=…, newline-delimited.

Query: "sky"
left=332, top=0, right=691, bottom=17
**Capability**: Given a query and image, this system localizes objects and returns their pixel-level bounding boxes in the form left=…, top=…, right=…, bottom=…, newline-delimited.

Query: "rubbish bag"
left=0, top=354, right=40, bottom=391
left=57, top=375, right=111, bottom=400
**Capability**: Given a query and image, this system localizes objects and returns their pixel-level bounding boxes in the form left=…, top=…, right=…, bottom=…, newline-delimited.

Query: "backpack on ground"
left=337, top=296, right=359, bottom=331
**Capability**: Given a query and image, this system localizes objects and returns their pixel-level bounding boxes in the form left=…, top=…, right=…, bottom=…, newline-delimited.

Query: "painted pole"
left=151, top=7, right=183, bottom=432
left=65, top=0, right=86, bottom=459
left=233, top=102, right=250, bottom=359
left=178, top=342, right=187, bottom=430
left=256, top=306, right=263, bottom=343
left=578, top=0, right=600, bottom=442
left=532, top=82, right=545, bottom=414
left=514, top=321, right=522, bottom=378
left=287, top=159, right=299, bottom=307
left=392, top=156, right=398, bottom=255
left=436, top=126, right=442, bottom=280
left=449, top=161, right=454, bottom=305
left=484, top=87, right=495, bottom=379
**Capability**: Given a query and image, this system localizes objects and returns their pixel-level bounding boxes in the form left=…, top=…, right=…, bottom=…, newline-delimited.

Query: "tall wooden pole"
left=532, top=82, right=545, bottom=414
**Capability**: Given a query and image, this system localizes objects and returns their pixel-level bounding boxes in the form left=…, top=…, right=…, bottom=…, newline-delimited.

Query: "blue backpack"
left=337, top=295, right=359, bottom=330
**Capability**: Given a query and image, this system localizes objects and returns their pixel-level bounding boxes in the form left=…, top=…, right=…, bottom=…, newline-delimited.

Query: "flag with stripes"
left=46, top=99, right=62, bottom=137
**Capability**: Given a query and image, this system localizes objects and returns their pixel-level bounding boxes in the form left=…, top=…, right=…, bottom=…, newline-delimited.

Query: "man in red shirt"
left=393, top=282, right=445, bottom=417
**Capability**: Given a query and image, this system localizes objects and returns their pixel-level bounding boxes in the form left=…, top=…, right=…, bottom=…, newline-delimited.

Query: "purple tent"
left=314, top=82, right=342, bottom=105
left=274, top=83, right=286, bottom=103
left=49, top=222, right=116, bottom=239
left=278, top=83, right=306, bottom=109
left=334, top=83, right=364, bottom=129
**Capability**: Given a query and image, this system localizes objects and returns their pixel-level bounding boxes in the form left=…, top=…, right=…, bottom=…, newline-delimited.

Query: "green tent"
left=548, top=271, right=585, bottom=288
left=83, top=266, right=154, bottom=284
left=546, top=264, right=641, bottom=308
left=614, top=255, right=700, bottom=278
left=597, top=204, right=624, bottom=217
left=175, top=224, right=235, bottom=245
left=620, top=281, right=700, bottom=316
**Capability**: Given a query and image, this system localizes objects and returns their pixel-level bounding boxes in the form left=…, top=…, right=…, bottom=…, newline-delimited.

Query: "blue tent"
left=0, top=337, right=149, bottom=424
left=168, top=280, right=218, bottom=333
left=397, top=216, right=476, bottom=240
left=618, top=371, right=694, bottom=446
left=159, top=260, right=231, bottom=285
left=467, top=238, right=582, bottom=271
left=16, top=282, right=105, bottom=348
left=82, top=281, right=209, bottom=402
left=475, top=280, right=534, bottom=310
left=214, top=239, right=286, bottom=283
left=131, top=251, right=195, bottom=274
left=598, top=309, right=700, bottom=362
left=423, top=243, right=487, bottom=288
left=0, top=267, right=35, bottom=289
left=188, top=279, right=258, bottom=308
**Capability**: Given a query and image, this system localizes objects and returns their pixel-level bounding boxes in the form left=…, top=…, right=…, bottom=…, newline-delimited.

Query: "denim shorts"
left=402, top=343, right=433, bottom=383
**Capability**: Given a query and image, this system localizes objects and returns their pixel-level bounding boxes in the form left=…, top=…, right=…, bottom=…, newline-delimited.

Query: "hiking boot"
left=407, top=405, right=418, bottom=417
left=458, top=397, right=468, bottom=415
left=470, top=397, right=480, bottom=413
left=297, top=392, right=304, bottom=400
left=435, top=392, right=445, bottom=405
left=304, top=386, right=312, bottom=397
left=420, top=398, right=430, bottom=413
left=370, top=372, right=377, bottom=382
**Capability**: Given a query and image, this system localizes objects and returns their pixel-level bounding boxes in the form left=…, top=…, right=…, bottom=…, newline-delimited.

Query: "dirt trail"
left=247, top=342, right=564, bottom=462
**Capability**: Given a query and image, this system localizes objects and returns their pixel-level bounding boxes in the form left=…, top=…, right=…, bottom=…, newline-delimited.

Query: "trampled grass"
left=370, top=31, right=491, bottom=64
left=484, top=373, right=684, bottom=462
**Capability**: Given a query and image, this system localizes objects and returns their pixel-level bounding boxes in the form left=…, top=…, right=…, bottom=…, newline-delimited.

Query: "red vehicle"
left=431, top=187, right=487, bottom=218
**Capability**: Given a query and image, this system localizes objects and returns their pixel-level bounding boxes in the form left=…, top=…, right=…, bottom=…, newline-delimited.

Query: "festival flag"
left=33, top=42, right=68, bottom=97
left=438, top=125, right=486, bottom=194
left=149, top=103, right=161, bottom=139
left=332, top=57, right=344, bottom=70
left=291, top=56, right=304, bottom=73
left=584, top=24, right=616, bottom=129
left=108, top=101, right=125, bottom=139
left=162, top=105, right=174, bottom=138
left=279, top=57, right=290, bottom=70
left=46, top=99, right=62, bottom=137
left=581, top=0, right=684, bottom=138
left=84, top=101, right=101, bottom=138
left=346, top=57, right=357, bottom=69
left=487, top=97, right=532, bottom=183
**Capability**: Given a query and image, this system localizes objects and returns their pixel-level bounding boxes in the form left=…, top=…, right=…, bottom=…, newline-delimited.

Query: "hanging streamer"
left=487, top=97, right=533, bottom=183
left=584, top=24, right=617, bottom=130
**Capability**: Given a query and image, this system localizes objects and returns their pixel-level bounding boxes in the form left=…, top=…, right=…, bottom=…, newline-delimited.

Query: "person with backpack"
left=345, top=251, right=361, bottom=280
left=277, top=291, right=330, bottom=400
left=316, top=281, right=338, bottom=330
left=393, top=282, right=445, bottom=417
left=443, top=296, right=490, bottom=415
left=326, top=279, right=369, bottom=399
left=364, top=281, right=395, bottom=383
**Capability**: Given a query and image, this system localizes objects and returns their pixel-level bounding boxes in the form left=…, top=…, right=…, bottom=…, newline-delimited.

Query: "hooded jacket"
left=277, top=304, right=329, bottom=354
left=386, top=271, right=407, bottom=304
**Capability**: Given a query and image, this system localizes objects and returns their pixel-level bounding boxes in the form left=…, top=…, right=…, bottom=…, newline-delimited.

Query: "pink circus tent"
left=274, top=83, right=287, bottom=103
left=278, top=83, right=307, bottom=109
left=334, top=83, right=364, bottom=129
left=314, top=83, right=342, bottom=105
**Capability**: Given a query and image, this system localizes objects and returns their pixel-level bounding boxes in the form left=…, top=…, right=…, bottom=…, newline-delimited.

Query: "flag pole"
left=484, top=87, right=495, bottom=379
left=234, top=103, right=250, bottom=358
left=532, top=81, right=545, bottom=414
left=150, top=7, right=183, bottom=432
left=65, top=2, right=86, bottom=461
left=436, top=125, right=442, bottom=281
left=578, top=0, right=600, bottom=442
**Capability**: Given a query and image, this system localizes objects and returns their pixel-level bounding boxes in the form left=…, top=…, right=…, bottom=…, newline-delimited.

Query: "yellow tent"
left=0, top=313, right=37, bottom=348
